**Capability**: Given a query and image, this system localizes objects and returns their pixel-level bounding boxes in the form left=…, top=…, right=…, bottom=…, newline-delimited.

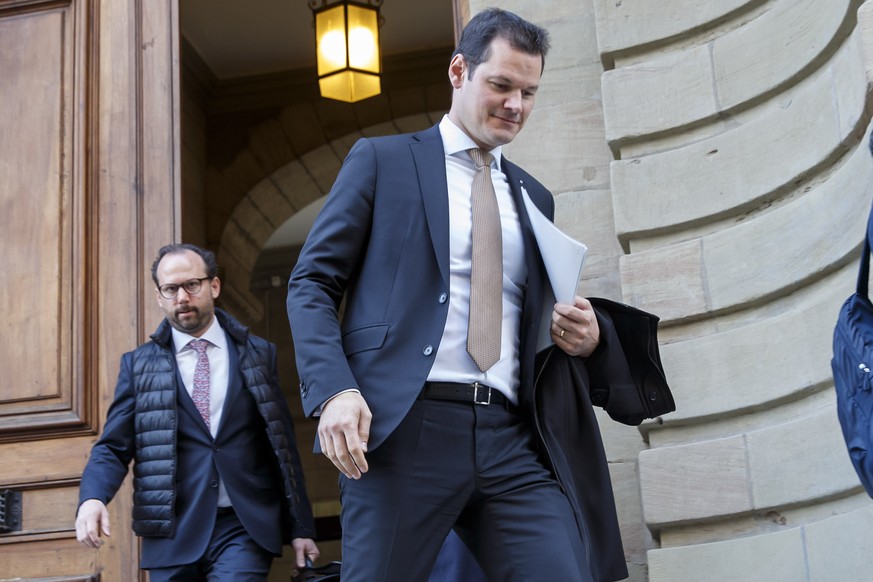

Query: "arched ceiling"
left=180, top=0, right=456, bottom=80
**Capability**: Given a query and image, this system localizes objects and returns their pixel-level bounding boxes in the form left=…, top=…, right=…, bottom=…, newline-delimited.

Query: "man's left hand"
left=292, top=537, right=320, bottom=568
left=551, top=296, right=600, bottom=357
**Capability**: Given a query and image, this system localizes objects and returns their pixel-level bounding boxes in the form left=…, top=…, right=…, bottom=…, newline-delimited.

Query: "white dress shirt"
left=171, top=316, right=232, bottom=506
left=426, top=115, right=527, bottom=403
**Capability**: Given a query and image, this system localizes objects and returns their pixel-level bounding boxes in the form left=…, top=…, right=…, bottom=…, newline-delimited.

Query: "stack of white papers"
left=520, top=187, right=588, bottom=353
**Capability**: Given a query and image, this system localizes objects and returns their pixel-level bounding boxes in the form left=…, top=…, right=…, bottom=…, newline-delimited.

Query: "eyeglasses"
left=158, top=277, right=212, bottom=299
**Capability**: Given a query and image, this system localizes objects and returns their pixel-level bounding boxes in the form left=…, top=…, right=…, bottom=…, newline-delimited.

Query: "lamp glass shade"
left=346, top=4, right=380, bottom=73
left=315, top=5, right=347, bottom=76
left=319, top=70, right=381, bottom=103
left=314, top=2, right=382, bottom=103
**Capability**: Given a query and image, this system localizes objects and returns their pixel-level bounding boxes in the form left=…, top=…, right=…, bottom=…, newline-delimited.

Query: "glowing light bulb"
left=348, top=27, right=375, bottom=69
left=319, top=30, right=347, bottom=69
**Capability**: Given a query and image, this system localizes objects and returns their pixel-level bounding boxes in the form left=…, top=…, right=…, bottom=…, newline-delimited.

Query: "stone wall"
left=466, top=0, right=873, bottom=580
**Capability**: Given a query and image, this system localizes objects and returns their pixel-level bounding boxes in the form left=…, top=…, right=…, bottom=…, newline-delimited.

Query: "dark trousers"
left=147, top=509, right=273, bottom=582
left=429, top=530, right=487, bottom=582
left=339, top=398, right=592, bottom=582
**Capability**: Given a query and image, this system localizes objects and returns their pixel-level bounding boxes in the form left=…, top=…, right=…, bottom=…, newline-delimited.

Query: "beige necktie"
left=467, top=148, right=502, bottom=372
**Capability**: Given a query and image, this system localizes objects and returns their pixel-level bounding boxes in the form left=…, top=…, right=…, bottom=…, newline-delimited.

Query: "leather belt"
left=421, top=381, right=512, bottom=407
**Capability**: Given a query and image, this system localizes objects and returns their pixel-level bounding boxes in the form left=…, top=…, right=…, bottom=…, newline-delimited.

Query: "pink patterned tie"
left=189, top=339, right=210, bottom=428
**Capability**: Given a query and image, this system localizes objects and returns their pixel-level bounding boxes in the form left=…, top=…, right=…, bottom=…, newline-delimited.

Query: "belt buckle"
left=472, top=382, right=491, bottom=405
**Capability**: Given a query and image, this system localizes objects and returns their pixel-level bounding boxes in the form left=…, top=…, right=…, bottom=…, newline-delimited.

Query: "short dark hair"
left=151, top=243, right=219, bottom=287
left=451, top=8, right=551, bottom=77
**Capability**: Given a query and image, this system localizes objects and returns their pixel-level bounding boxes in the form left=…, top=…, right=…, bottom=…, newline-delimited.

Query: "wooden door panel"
left=20, top=484, right=81, bottom=532
left=2, top=536, right=101, bottom=579
left=0, top=0, right=180, bottom=579
left=0, top=8, right=67, bottom=404
left=0, top=436, right=93, bottom=485
left=0, top=1, right=104, bottom=577
left=0, top=1, right=93, bottom=440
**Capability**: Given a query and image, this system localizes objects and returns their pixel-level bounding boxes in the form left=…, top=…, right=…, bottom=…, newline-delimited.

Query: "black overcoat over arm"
left=533, top=299, right=673, bottom=582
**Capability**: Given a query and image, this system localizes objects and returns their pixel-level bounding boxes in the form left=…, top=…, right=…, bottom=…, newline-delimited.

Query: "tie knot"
left=189, top=339, right=209, bottom=355
left=468, top=148, right=493, bottom=170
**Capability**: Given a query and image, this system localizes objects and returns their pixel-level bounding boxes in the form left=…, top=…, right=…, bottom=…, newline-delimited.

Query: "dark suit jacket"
left=79, top=328, right=311, bottom=569
left=288, top=123, right=554, bottom=450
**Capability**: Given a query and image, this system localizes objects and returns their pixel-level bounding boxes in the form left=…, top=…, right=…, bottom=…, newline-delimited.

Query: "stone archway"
left=217, top=111, right=447, bottom=323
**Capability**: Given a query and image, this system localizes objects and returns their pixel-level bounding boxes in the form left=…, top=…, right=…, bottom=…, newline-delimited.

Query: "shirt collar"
left=439, top=115, right=503, bottom=171
left=171, top=314, right=227, bottom=355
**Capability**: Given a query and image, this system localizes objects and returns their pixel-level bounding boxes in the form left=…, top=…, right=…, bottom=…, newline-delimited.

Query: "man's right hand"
left=318, top=391, right=372, bottom=479
left=75, top=499, right=111, bottom=548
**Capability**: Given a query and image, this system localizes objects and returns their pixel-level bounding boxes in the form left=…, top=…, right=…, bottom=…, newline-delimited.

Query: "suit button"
left=213, top=446, right=221, bottom=452
left=438, top=293, right=448, bottom=304
left=423, top=345, right=434, bottom=356
left=209, top=480, right=218, bottom=488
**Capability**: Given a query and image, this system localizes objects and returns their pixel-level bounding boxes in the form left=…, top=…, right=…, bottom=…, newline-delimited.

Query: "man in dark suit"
left=76, top=243, right=319, bottom=581
left=288, top=8, right=631, bottom=582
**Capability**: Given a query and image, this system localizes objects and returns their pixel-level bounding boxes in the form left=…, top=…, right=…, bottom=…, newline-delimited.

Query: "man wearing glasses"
left=75, top=243, right=318, bottom=581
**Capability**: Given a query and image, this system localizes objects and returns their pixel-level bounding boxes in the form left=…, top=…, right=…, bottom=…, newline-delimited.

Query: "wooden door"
left=0, top=0, right=179, bottom=579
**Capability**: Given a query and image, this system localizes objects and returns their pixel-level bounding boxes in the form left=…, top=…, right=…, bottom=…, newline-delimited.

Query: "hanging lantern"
left=309, top=0, right=383, bottom=103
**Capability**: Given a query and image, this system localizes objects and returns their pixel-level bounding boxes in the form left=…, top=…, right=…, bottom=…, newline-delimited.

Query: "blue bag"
left=832, top=213, right=873, bottom=498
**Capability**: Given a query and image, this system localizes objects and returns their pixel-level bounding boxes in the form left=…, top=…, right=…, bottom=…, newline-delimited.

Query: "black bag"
left=291, top=561, right=341, bottom=582
left=832, top=215, right=873, bottom=498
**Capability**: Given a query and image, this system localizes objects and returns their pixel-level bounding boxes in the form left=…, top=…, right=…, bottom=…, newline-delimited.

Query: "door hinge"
left=0, top=489, right=22, bottom=534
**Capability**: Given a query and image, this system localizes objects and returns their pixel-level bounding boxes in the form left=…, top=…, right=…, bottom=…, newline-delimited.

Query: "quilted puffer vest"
left=129, top=309, right=307, bottom=538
